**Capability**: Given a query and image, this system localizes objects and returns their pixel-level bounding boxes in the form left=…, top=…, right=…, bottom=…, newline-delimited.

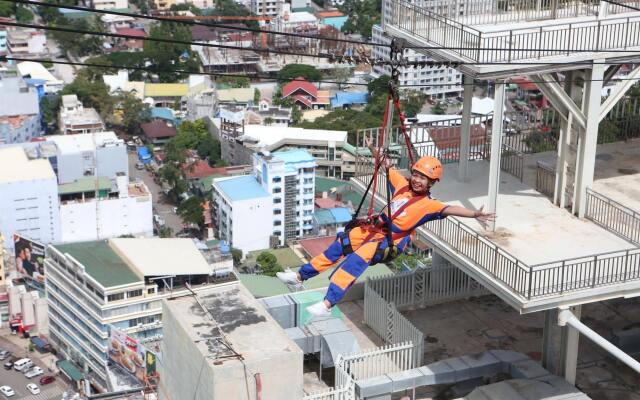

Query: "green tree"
left=40, top=95, right=61, bottom=133
left=217, top=75, right=250, bottom=88
left=329, top=67, right=352, bottom=90
left=158, top=226, right=173, bottom=238
left=598, top=119, right=620, bottom=144
left=231, top=247, right=243, bottom=266
left=367, top=75, right=391, bottom=98
left=432, top=102, right=446, bottom=115
left=51, top=16, right=105, bottom=57
left=339, top=0, right=380, bottom=38
left=118, top=92, right=151, bottom=135
left=256, top=251, right=282, bottom=277
left=15, top=6, right=33, bottom=22
left=177, top=196, right=205, bottom=226
left=144, top=22, right=200, bottom=82
left=61, top=73, right=114, bottom=119
left=208, top=0, right=259, bottom=28
left=296, top=108, right=381, bottom=144
left=253, top=88, right=261, bottom=104
left=0, top=2, right=13, bottom=17
left=401, top=90, right=427, bottom=118
left=277, top=64, right=322, bottom=83
left=263, top=117, right=274, bottom=126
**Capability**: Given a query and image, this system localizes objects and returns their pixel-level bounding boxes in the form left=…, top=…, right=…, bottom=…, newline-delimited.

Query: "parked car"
left=26, top=383, right=40, bottom=395
left=25, top=366, right=44, bottom=378
left=0, top=386, right=14, bottom=397
left=3, top=359, right=14, bottom=370
left=135, top=162, right=145, bottom=170
left=0, top=350, right=11, bottom=360
left=39, top=376, right=55, bottom=385
left=13, top=358, right=33, bottom=372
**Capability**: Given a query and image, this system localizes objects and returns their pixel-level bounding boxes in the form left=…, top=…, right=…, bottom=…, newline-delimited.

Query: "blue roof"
left=273, top=149, right=315, bottom=164
left=331, top=92, right=369, bottom=108
left=314, top=207, right=352, bottom=226
left=151, top=107, right=176, bottom=122
left=215, top=175, right=270, bottom=201
left=329, top=207, right=352, bottom=223
left=322, top=15, right=348, bottom=29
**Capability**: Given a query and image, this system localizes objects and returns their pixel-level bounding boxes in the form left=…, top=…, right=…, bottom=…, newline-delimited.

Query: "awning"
left=58, top=360, right=83, bottom=381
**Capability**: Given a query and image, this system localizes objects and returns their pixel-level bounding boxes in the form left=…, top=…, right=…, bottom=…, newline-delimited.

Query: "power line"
left=601, top=0, right=640, bottom=12
left=6, top=0, right=383, bottom=48
left=0, top=19, right=333, bottom=59
left=3, top=56, right=640, bottom=88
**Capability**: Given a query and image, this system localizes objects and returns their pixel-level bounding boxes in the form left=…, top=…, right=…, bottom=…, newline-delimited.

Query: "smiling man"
left=278, top=138, right=496, bottom=317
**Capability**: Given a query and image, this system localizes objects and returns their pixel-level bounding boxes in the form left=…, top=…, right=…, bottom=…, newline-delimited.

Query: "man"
left=278, top=139, right=496, bottom=317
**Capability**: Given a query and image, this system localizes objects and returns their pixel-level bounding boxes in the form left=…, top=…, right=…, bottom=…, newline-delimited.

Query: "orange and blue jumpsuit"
left=299, top=168, right=449, bottom=305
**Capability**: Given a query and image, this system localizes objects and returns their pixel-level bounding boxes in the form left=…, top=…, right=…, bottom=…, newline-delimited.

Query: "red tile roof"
left=299, top=236, right=336, bottom=258
left=115, top=28, right=147, bottom=37
left=429, top=124, right=487, bottom=149
left=293, top=94, right=313, bottom=108
left=315, top=10, right=344, bottom=18
left=182, top=160, right=228, bottom=180
left=282, top=77, right=318, bottom=99
left=315, top=197, right=344, bottom=209
left=140, top=120, right=177, bottom=139
left=511, top=77, right=539, bottom=92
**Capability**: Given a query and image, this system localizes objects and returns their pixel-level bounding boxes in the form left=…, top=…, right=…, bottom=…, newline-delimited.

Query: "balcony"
left=351, top=126, right=640, bottom=313
left=383, top=0, right=640, bottom=77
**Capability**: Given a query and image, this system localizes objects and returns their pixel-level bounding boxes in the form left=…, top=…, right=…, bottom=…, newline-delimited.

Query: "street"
left=127, top=152, right=184, bottom=235
left=0, top=335, right=69, bottom=400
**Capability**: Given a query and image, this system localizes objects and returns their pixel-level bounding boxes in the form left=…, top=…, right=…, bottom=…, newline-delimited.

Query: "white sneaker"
left=306, top=301, right=332, bottom=318
left=276, top=269, right=301, bottom=285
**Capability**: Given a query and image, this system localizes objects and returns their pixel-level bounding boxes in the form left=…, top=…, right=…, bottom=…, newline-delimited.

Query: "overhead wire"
left=4, top=0, right=383, bottom=48
left=6, top=0, right=640, bottom=57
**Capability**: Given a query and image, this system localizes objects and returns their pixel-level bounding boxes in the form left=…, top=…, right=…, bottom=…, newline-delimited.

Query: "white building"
left=212, top=175, right=272, bottom=255
left=59, top=95, right=105, bottom=135
left=250, top=0, right=283, bottom=18
left=16, top=61, right=64, bottom=94
left=45, top=238, right=233, bottom=382
left=253, top=149, right=316, bottom=244
left=0, top=147, right=60, bottom=248
left=44, top=132, right=128, bottom=184
left=7, top=29, right=47, bottom=56
left=0, top=75, right=41, bottom=145
left=92, top=0, right=128, bottom=10
left=371, top=24, right=462, bottom=99
left=58, top=175, right=153, bottom=243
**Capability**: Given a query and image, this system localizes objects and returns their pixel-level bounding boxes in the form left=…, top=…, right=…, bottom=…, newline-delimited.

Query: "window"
left=274, top=198, right=282, bottom=204
left=274, top=209, right=282, bottom=215
left=107, top=293, right=124, bottom=302
left=273, top=188, right=282, bottom=194
left=127, top=289, right=143, bottom=298
left=272, top=177, right=281, bottom=183
left=147, top=288, right=155, bottom=295
left=274, top=220, right=282, bottom=226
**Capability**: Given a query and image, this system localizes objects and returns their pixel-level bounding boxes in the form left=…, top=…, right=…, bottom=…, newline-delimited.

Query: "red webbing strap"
left=359, top=191, right=426, bottom=247
left=393, top=96, right=415, bottom=166
left=367, top=93, right=392, bottom=219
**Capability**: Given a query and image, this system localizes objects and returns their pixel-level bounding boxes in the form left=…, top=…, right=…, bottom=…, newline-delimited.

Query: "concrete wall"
left=0, top=176, right=60, bottom=247
left=59, top=195, right=152, bottom=243
left=231, top=196, right=272, bottom=255
left=56, top=139, right=127, bottom=184
left=20, top=292, right=35, bottom=326
left=34, top=297, right=48, bottom=335
left=96, top=142, right=128, bottom=181
left=0, top=114, right=41, bottom=145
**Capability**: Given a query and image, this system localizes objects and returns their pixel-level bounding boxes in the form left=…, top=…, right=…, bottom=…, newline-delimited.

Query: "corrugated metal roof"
left=238, top=274, right=289, bottom=298
left=273, top=149, right=315, bottom=164
left=58, top=176, right=112, bottom=195
left=214, top=175, right=270, bottom=201
left=144, top=83, right=188, bottom=98
left=314, top=209, right=335, bottom=226
left=315, top=177, right=349, bottom=193
left=330, top=91, right=368, bottom=108
left=329, top=207, right=352, bottom=224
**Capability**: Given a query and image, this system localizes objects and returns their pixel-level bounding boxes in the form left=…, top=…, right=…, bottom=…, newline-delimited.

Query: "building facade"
left=7, top=29, right=47, bottom=56
left=0, top=147, right=60, bottom=247
left=59, top=95, right=105, bottom=135
left=0, top=75, right=41, bottom=145
left=250, top=0, right=283, bottom=18
left=212, top=175, right=272, bottom=255
left=371, top=24, right=462, bottom=99
left=253, top=149, right=316, bottom=245
left=45, top=238, right=233, bottom=382
left=92, top=0, right=128, bottom=10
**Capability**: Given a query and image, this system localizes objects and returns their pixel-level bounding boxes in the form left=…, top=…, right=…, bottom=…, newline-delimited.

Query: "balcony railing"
left=586, top=188, right=640, bottom=245
left=536, top=161, right=556, bottom=199
left=386, top=0, right=640, bottom=62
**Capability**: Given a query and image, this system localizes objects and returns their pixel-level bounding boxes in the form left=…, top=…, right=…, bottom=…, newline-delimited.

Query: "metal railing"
left=336, top=342, right=416, bottom=384
left=499, top=143, right=524, bottom=182
left=387, top=0, right=640, bottom=62
left=586, top=188, right=640, bottom=245
left=536, top=161, right=556, bottom=198
left=364, top=284, right=424, bottom=367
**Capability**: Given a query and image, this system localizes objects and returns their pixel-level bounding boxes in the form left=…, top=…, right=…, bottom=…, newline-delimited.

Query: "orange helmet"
left=412, top=156, right=443, bottom=181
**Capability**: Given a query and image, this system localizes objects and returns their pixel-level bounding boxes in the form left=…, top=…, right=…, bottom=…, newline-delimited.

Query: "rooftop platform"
left=383, top=0, right=640, bottom=78
left=352, top=159, right=640, bottom=313
left=523, top=138, right=640, bottom=212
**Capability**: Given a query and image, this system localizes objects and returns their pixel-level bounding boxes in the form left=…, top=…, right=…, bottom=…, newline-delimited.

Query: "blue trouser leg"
left=298, top=236, right=345, bottom=281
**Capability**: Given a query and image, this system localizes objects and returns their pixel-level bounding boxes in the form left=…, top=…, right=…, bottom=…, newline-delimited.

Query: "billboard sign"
left=108, top=327, right=159, bottom=384
left=13, top=234, right=45, bottom=283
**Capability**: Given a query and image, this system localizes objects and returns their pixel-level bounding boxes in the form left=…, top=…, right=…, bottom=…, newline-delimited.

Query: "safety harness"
left=341, top=39, right=420, bottom=263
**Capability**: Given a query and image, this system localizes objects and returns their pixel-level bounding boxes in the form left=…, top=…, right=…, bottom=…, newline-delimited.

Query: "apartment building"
left=7, top=29, right=46, bottom=57
left=45, top=238, right=233, bottom=382
left=371, top=24, right=462, bottom=99
left=59, top=95, right=105, bottom=135
left=0, top=75, right=41, bottom=145
left=250, top=0, right=283, bottom=18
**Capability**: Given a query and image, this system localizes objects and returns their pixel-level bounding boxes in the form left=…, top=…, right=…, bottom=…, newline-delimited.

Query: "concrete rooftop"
left=431, top=160, right=634, bottom=266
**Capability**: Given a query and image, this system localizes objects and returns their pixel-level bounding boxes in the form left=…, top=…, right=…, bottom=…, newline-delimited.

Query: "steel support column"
left=458, top=74, right=474, bottom=182
left=573, top=63, right=605, bottom=217
left=542, top=308, right=561, bottom=374
left=599, top=65, right=640, bottom=121
left=559, top=305, right=581, bottom=384
left=553, top=71, right=580, bottom=208
left=487, top=80, right=505, bottom=231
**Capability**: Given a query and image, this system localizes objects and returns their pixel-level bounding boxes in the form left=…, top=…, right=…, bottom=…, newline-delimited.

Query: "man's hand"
left=473, top=206, right=496, bottom=223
